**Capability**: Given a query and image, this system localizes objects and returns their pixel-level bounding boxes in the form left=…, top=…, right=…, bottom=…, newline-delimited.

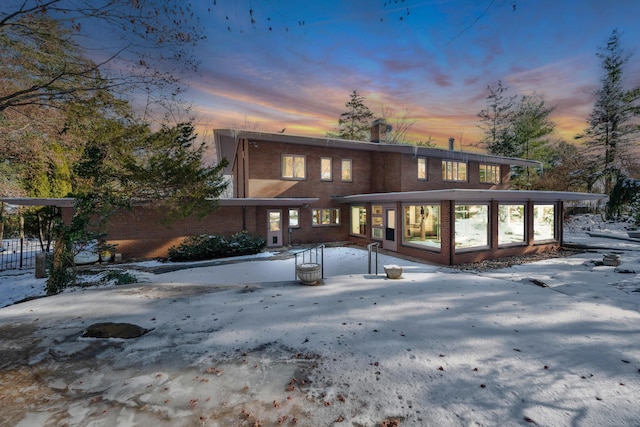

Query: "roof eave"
left=332, top=189, right=608, bottom=204
left=213, top=129, right=542, bottom=167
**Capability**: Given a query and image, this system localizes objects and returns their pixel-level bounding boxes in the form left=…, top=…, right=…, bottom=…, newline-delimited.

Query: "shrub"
left=168, top=231, right=265, bottom=262
left=103, top=270, right=138, bottom=285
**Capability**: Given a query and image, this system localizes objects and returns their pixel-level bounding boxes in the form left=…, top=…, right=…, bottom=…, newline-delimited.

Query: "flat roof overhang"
left=216, top=197, right=319, bottom=207
left=1, top=197, right=319, bottom=209
left=332, top=189, right=608, bottom=204
left=0, top=197, right=76, bottom=208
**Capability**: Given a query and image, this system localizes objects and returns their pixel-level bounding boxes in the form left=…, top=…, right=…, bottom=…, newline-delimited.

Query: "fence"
left=0, top=239, right=45, bottom=271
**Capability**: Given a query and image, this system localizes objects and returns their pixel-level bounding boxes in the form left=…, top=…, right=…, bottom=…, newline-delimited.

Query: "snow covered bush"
left=607, top=176, right=640, bottom=227
left=167, top=232, right=265, bottom=262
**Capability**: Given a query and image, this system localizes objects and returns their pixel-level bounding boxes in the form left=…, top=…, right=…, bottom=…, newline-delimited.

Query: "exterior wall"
left=286, top=206, right=349, bottom=245
left=106, top=198, right=562, bottom=264
left=105, top=205, right=248, bottom=259
left=60, top=206, right=74, bottom=225
left=236, top=140, right=512, bottom=203
left=243, top=140, right=373, bottom=201
left=378, top=155, right=512, bottom=192
left=104, top=134, right=547, bottom=263
left=374, top=152, right=403, bottom=192
left=104, top=203, right=351, bottom=260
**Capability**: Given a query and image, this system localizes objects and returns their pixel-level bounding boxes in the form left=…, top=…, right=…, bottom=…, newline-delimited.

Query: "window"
left=442, top=160, right=467, bottom=182
left=455, top=204, right=489, bottom=249
left=350, top=206, right=366, bottom=236
left=480, top=164, right=501, bottom=184
left=288, top=208, right=300, bottom=228
left=281, top=154, right=305, bottom=179
left=371, top=205, right=383, bottom=239
left=341, top=159, right=352, bottom=182
left=269, top=211, right=281, bottom=232
left=498, top=204, right=525, bottom=245
left=321, top=157, right=332, bottom=181
left=403, top=204, right=441, bottom=249
left=312, top=208, right=340, bottom=226
left=533, top=204, right=555, bottom=241
left=417, top=157, right=427, bottom=180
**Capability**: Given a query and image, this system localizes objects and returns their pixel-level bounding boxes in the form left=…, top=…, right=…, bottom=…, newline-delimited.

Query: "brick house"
left=100, top=121, right=605, bottom=264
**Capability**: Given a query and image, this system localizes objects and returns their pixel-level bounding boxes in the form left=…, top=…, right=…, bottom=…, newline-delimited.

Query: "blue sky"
left=183, top=0, right=640, bottom=148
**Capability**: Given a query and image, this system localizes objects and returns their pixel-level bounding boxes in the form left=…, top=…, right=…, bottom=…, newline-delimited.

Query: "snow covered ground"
left=1, top=214, right=640, bottom=426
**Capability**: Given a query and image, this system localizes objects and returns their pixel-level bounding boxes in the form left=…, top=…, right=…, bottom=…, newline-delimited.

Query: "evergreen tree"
left=477, top=81, right=517, bottom=156
left=508, top=93, right=556, bottom=188
left=581, top=29, right=640, bottom=194
left=338, top=90, right=374, bottom=141
left=509, top=94, right=556, bottom=159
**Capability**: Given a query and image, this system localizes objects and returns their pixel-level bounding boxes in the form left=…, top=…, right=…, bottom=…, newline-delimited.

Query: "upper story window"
left=417, top=157, right=427, bottom=180
left=442, top=160, right=467, bottom=182
left=281, top=154, right=305, bottom=180
left=321, top=157, right=332, bottom=181
left=341, top=159, right=353, bottom=182
left=480, top=164, right=501, bottom=184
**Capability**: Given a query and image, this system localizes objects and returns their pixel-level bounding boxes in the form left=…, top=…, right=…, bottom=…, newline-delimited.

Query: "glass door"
left=383, top=207, right=397, bottom=251
left=267, top=210, right=283, bottom=247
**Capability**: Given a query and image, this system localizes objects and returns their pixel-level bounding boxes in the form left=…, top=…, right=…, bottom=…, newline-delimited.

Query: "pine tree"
left=477, top=81, right=517, bottom=156
left=582, top=29, right=640, bottom=194
left=338, top=90, right=374, bottom=141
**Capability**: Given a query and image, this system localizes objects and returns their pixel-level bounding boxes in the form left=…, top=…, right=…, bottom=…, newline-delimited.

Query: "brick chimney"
left=370, top=118, right=389, bottom=143
left=448, top=137, right=455, bottom=150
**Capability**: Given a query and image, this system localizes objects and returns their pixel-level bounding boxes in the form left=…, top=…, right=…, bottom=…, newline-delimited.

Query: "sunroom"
left=334, top=189, right=607, bottom=265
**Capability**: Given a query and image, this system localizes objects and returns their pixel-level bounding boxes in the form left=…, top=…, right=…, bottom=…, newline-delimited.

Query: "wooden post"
left=35, top=253, right=47, bottom=278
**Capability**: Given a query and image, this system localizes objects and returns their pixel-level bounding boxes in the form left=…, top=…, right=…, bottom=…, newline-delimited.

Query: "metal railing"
left=367, top=242, right=379, bottom=275
left=0, top=239, right=44, bottom=271
left=293, top=244, right=325, bottom=280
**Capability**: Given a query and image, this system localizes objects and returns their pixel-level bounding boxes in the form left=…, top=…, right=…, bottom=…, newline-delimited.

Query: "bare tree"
left=0, top=0, right=203, bottom=114
left=377, top=104, right=416, bottom=144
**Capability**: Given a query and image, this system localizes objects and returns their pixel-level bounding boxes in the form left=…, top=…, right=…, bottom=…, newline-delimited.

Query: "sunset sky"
left=182, top=0, right=640, bottom=149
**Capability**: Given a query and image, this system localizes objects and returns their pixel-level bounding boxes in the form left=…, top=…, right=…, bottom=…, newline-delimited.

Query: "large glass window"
left=281, top=154, right=305, bottom=179
left=403, top=205, right=441, bottom=249
left=341, top=159, right=352, bottom=182
left=321, top=157, right=332, bottom=181
left=455, top=204, right=489, bottom=249
left=442, top=160, right=467, bottom=182
left=312, top=208, right=340, bottom=226
left=498, top=204, right=525, bottom=245
left=533, top=204, right=555, bottom=241
left=288, top=208, right=300, bottom=228
left=480, top=164, right=501, bottom=184
left=418, top=157, right=427, bottom=180
left=350, top=206, right=366, bottom=236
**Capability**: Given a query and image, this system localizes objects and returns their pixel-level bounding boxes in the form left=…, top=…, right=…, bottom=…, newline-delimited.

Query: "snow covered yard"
left=1, top=217, right=640, bottom=426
